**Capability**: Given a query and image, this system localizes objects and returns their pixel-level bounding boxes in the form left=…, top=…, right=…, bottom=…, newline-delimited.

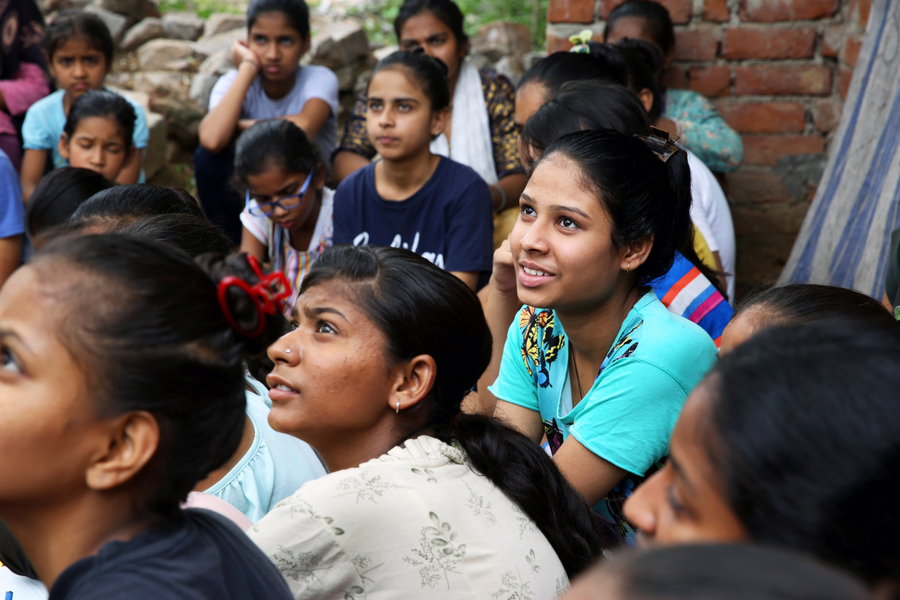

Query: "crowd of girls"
left=3, top=0, right=900, bottom=598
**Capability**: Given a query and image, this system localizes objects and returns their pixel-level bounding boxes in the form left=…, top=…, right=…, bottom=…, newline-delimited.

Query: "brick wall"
left=546, top=0, right=870, bottom=296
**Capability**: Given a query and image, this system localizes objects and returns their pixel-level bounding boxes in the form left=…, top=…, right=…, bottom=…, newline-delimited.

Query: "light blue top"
left=489, top=291, right=717, bottom=535
left=22, top=88, right=149, bottom=181
left=0, top=148, right=23, bottom=239
left=204, top=374, right=327, bottom=522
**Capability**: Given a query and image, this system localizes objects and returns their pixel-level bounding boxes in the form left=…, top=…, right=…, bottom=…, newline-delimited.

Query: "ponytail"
left=301, top=245, right=615, bottom=576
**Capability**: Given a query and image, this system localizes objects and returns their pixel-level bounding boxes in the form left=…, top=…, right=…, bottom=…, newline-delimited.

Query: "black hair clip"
left=635, top=126, right=680, bottom=162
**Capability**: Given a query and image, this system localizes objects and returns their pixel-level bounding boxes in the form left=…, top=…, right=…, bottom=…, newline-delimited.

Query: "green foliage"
left=157, top=0, right=245, bottom=19
left=344, top=0, right=547, bottom=49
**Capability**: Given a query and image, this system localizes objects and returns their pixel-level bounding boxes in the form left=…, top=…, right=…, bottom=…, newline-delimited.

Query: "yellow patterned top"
left=335, top=69, right=524, bottom=181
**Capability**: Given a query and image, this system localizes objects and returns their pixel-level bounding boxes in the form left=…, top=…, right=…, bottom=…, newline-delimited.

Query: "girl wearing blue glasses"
left=237, top=119, right=333, bottom=312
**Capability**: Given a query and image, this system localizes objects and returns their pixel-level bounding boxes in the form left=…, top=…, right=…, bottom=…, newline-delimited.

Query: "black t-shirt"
left=333, top=156, right=494, bottom=278
left=49, top=509, right=292, bottom=600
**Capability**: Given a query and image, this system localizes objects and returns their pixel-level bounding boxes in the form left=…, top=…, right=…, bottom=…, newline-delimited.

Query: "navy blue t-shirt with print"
left=333, top=156, right=493, bottom=278
left=49, top=509, right=293, bottom=600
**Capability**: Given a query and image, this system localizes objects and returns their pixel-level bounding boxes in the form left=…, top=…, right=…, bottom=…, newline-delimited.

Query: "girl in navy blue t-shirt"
left=333, top=51, right=493, bottom=290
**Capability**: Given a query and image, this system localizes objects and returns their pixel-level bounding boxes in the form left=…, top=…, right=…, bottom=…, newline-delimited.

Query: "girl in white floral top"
left=248, top=245, right=618, bottom=599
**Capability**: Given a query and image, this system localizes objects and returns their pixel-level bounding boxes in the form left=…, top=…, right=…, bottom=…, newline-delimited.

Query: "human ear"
left=58, top=134, right=70, bottom=161
left=430, top=107, right=449, bottom=139
left=620, top=234, right=654, bottom=272
left=638, top=88, right=654, bottom=115
left=85, top=411, right=159, bottom=491
left=313, top=162, right=327, bottom=190
left=388, top=354, right=437, bottom=413
left=300, top=35, right=312, bottom=57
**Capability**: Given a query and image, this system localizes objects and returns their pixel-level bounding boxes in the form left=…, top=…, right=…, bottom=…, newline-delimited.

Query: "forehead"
left=250, top=11, right=299, bottom=35
left=72, top=116, right=124, bottom=138
left=514, top=81, right=549, bottom=126
left=526, top=154, right=598, bottom=204
left=606, top=16, right=653, bottom=41
left=0, top=266, right=66, bottom=348
left=399, top=11, right=454, bottom=40
left=53, top=37, right=105, bottom=56
left=246, top=164, right=304, bottom=193
left=368, top=67, right=427, bottom=100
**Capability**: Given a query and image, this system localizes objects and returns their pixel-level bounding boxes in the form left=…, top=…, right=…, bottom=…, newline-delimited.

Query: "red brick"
left=717, top=101, right=806, bottom=133
left=742, top=134, right=825, bottom=165
left=548, top=0, right=595, bottom=23
left=822, top=26, right=842, bottom=58
left=721, top=28, right=816, bottom=59
left=838, top=65, right=853, bottom=100
left=727, top=168, right=792, bottom=204
left=545, top=34, right=574, bottom=52
left=740, top=0, right=839, bottom=22
left=735, top=65, right=831, bottom=96
left=703, top=0, right=730, bottom=21
left=843, top=36, right=861, bottom=67
left=813, top=99, right=839, bottom=132
left=689, top=65, right=731, bottom=97
left=660, top=65, right=688, bottom=89
left=673, top=28, right=720, bottom=61
left=859, top=0, right=872, bottom=27
left=601, top=0, right=692, bottom=22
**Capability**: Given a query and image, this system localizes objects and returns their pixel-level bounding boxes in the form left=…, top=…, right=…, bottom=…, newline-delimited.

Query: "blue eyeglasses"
left=245, top=168, right=315, bottom=217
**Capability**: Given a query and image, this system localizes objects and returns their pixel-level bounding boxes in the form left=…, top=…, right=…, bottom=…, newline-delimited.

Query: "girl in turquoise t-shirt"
left=482, top=129, right=717, bottom=536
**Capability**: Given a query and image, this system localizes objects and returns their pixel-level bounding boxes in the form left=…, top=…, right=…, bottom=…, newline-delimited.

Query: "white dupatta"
left=429, top=59, right=498, bottom=185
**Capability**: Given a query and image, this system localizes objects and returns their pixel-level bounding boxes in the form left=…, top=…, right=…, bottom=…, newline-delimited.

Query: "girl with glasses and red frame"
left=236, top=119, right=333, bottom=313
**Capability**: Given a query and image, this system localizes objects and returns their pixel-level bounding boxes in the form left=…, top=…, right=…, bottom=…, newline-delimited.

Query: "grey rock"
left=137, top=39, right=197, bottom=71
left=108, top=86, right=151, bottom=115
left=150, top=96, right=205, bottom=147
left=372, top=44, right=398, bottom=62
left=161, top=12, right=205, bottom=42
left=95, top=0, right=146, bottom=21
left=466, top=51, right=491, bottom=71
left=334, top=64, right=358, bottom=92
left=193, top=28, right=247, bottom=60
left=144, top=112, right=168, bottom=179
left=86, top=5, right=128, bottom=43
left=354, top=69, right=373, bottom=95
left=522, top=51, right=546, bottom=72
left=121, top=18, right=164, bottom=52
left=471, top=22, right=532, bottom=63
left=199, top=49, right=233, bottom=76
left=493, top=55, right=522, bottom=86
left=204, top=13, right=246, bottom=37
left=311, top=20, right=368, bottom=69
left=189, top=73, right=218, bottom=109
left=132, top=71, right=186, bottom=97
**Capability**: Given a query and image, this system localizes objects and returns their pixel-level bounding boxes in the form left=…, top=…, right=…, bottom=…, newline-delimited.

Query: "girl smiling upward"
left=483, top=129, right=717, bottom=537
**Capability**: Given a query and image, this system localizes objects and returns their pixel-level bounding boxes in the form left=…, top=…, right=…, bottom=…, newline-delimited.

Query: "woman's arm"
left=663, top=90, right=743, bottom=173
left=490, top=173, right=527, bottom=213
left=240, top=227, right=266, bottom=262
left=116, top=148, right=143, bottom=185
left=198, top=41, right=260, bottom=154
left=552, top=437, right=626, bottom=506
left=0, top=235, right=22, bottom=288
left=471, top=242, right=521, bottom=415
left=450, top=270, right=478, bottom=291
left=283, top=97, right=331, bottom=140
left=20, top=149, right=47, bottom=202
left=494, top=399, right=544, bottom=441
left=333, top=151, right=371, bottom=183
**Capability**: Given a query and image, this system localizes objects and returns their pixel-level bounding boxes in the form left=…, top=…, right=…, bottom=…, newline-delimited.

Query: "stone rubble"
left=82, top=0, right=536, bottom=185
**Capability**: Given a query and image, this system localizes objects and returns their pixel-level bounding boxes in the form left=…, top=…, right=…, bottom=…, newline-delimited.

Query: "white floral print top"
left=248, top=435, right=569, bottom=600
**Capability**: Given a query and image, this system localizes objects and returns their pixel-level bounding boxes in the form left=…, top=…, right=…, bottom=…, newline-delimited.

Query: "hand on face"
left=232, top=39, right=261, bottom=68
left=490, top=239, right=517, bottom=295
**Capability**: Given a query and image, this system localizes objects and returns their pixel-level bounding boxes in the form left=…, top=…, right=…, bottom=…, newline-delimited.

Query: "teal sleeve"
left=665, top=90, right=743, bottom=173
left=21, top=104, right=53, bottom=150
left=487, top=308, right=540, bottom=412
left=887, top=228, right=900, bottom=307
left=569, top=359, right=690, bottom=476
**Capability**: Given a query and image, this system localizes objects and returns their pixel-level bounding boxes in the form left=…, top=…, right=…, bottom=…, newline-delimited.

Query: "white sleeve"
left=208, top=70, right=239, bottom=111
left=240, top=208, right=270, bottom=246
left=301, top=66, right=340, bottom=118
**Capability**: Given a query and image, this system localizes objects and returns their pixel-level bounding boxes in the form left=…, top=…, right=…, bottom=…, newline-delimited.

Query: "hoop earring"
left=396, top=401, right=400, bottom=414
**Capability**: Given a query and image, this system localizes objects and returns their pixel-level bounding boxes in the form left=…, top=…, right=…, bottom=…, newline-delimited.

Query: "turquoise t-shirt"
left=22, top=88, right=149, bottom=181
left=488, top=291, right=717, bottom=535
left=204, top=375, right=327, bottom=522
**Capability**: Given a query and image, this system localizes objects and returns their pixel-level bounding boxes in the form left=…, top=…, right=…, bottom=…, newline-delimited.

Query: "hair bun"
left=196, top=252, right=289, bottom=357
